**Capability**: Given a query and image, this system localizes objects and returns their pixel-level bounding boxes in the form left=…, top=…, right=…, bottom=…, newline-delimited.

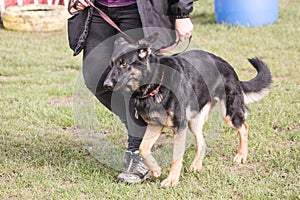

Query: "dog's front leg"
left=161, top=127, right=187, bottom=187
left=139, top=124, right=163, bottom=178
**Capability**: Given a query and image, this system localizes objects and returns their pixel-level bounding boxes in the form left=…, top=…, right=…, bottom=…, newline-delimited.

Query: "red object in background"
left=3, top=0, right=66, bottom=9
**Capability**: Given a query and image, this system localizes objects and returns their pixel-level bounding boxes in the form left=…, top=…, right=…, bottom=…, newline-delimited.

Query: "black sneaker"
left=117, top=150, right=151, bottom=184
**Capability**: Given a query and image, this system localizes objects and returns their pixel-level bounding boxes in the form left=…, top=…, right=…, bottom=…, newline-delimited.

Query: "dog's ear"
left=138, top=32, right=159, bottom=47
left=137, top=33, right=159, bottom=60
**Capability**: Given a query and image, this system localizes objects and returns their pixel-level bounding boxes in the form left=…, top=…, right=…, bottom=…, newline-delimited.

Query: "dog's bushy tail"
left=241, top=58, right=272, bottom=104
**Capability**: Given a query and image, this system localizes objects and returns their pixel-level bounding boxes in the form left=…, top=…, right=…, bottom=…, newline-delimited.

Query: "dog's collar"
left=136, top=71, right=165, bottom=99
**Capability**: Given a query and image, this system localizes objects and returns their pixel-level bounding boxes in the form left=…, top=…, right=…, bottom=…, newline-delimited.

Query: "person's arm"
left=169, top=0, right=194, bottom=41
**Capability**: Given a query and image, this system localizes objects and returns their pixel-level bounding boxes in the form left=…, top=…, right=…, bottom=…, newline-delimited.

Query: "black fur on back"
left=136, top=50, right=271, bottom=130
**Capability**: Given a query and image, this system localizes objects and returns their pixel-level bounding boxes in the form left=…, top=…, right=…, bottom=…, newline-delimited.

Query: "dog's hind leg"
left=224, top=116, right=249, bottom=164
left=234, top=121, right=249, bottom=163
left=139, top=124, right=163, bottom=178
left=161, top=127, right=187, bottom=187
left=188, top=102, right=212, bottom=172
left=222, top=82, right=249, bottom=163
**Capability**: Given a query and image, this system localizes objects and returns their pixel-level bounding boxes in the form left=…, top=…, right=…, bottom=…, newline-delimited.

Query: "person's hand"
left=74, top=0, right=89, bottom=10
left=175, top=18, right=193, bottom=42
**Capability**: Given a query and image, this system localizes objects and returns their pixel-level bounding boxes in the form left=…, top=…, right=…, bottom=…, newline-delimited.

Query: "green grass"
left=1, top=0, right=299, bottom=199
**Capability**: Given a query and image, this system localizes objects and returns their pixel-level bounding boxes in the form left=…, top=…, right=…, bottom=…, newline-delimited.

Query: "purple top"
left=97, top=0, right=137, bottom=7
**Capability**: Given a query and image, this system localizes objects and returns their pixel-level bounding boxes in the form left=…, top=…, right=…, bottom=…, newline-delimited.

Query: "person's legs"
left=82, top=4, right=149, bottom=183
left=108, top=4, right=150, bottom=183
left=109, top=4, right=147, bottom=151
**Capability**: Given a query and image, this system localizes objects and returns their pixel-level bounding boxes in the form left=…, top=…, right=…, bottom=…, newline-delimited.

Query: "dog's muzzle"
left=103, top=79, right=114, bottom=91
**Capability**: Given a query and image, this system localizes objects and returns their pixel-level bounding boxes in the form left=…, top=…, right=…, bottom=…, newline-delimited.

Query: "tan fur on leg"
left=224, top=115, right=235, bottom=129
left=161, top=157, right=183, bottom=187
left=189, top=103, right=211, bottom=171
left=161, top=128, right=187, bottom=187
left=139, top=125, right=163, bottom=177
left=233, top=123, right=249, bottom=163
left=224, top=116, right=249, bottom=163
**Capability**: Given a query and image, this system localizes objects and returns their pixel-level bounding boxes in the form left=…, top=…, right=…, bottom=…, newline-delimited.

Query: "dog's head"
left=103, top=33, right=159, bottom=92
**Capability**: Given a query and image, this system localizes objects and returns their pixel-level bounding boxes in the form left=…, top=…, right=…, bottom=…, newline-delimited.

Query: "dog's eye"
left=120, top=62, right=127, bottom=68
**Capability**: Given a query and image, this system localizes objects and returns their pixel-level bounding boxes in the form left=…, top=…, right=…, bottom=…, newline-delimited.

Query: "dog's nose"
left=103, top=79, right=114, bottom=91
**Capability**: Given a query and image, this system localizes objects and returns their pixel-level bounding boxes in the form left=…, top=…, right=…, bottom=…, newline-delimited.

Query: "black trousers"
left=82, top=3, right=147, bottom=151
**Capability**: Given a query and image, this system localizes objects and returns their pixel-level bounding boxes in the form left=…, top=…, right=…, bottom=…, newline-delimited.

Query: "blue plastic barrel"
left=214, top=0, right=278, bottom=26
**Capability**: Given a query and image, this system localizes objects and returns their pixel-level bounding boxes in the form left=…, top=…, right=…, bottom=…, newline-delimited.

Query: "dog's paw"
left=233, top=153, right=247, bottom=164
left=152, top=170, right=161, bottom=178
left=189, top=159, right=203, bottom=172
left=161, top=175, right=180, bottom=187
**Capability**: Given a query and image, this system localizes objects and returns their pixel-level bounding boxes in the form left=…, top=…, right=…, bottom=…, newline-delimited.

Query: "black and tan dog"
left=103, top=33, right=271, bottom=186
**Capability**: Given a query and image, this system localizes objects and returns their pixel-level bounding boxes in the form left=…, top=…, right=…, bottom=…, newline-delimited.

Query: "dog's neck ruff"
left=136, top=71, right=165, bottom=99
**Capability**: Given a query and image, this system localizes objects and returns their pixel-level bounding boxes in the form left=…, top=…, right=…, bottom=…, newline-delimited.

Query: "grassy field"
left=0, top=0, right=299, bottom=199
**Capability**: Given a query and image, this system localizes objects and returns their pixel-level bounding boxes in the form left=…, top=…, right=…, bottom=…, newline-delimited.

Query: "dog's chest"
left=136, top=104, right=175, bottom=127
left=136, top=101, right=198, bottom=129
